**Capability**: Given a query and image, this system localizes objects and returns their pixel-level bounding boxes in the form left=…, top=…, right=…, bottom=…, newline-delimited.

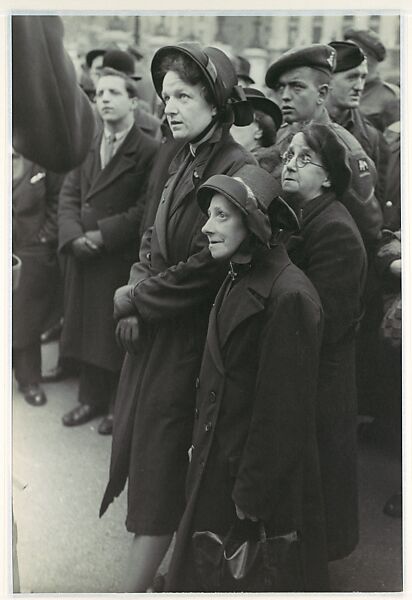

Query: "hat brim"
left=151, top=45, right=216, bottom=103
left=197, top=177, right=248, bottom=216
left=248, top=96, right=282, bottom=130
left=238, top=74, right=255, bottom=85
left=86, top=49, right=107, bottom=69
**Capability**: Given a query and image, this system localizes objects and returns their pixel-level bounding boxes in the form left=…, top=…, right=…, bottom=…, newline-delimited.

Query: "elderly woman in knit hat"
left=99, top=42, right=256, bottom=591
left=281, top=122, right=367, bottom=562
left=166, top=164, right=329, bottom=592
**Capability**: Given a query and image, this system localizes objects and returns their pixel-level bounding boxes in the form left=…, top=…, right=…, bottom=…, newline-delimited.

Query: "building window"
left=288, top=16, right=299, bottom=47
left=312, top=15, right=324, bottom=43
left=369, top=15, right=381, bottom=34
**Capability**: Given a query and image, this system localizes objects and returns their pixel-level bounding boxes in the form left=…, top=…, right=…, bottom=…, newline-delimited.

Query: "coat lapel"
left=85, top=126, right=139, bottom=200
left=217, top=247, right=292, bottom=349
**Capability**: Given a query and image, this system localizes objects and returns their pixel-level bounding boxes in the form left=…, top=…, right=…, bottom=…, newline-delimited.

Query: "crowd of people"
left=12, top=16, right=401, bottom=593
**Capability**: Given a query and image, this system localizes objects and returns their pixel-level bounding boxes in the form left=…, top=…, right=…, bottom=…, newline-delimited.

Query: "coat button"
left=146, top=252, right=151, bottom=261
left=195, top=377, right=200, bottom=389
left=84, top=201, right=90, bottom=208
left=195, top=408, right=199, bottom=419
left=193, top=170, right=199, bottom=179
left=204, top=422, right=212, bottom=432
left=209, top=391, right=216, bottom=403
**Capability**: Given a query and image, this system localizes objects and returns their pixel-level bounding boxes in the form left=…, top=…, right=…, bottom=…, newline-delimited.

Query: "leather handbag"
left=192, top=521, right=304, bottom=592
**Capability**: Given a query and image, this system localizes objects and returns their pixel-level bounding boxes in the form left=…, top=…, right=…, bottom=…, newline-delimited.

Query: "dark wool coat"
left=100, top=127, right=256, bottom=534
left=58, top=125, right=158, bottom=372
left=275, top=107, right=383, bottom=247
left=287, top=191, right=367, bottom=561
left=166, top=245, right=329, bottom=592
left=12, top=16, right=94, bottom=173
left=13, top=160, right=64, bottom=348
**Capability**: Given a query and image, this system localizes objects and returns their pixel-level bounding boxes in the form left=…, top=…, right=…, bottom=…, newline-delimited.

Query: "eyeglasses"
left=281, top=150, right=324, bottom=169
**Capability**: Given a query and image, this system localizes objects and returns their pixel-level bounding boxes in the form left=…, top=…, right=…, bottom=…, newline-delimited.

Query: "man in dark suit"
left=58, top=68, right=158, bottom=434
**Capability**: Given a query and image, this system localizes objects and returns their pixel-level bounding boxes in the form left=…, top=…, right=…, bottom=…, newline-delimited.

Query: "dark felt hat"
left=343, top=28, right=386, bottom=62
left=328, top=41, right=366, bottom=73
left=301, top=122, right=352, bottom=197
left=233, top=55, right=255, bottom=84
left=197, top=165, right=280, bottom=245
left=151, top=42, right=253, bottom=126
left=103, top=50, right=142, bottom=81
left=243, top=87, right=282, bottom=131
left=265, top=44, right=337, bottom=89
left=86, top=48, right=107, bottom=69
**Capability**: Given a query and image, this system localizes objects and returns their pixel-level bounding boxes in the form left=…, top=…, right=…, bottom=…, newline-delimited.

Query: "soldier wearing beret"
left=265, top=43, right=382, bottom=247
left=326, top=41, right=388, bottom=203
left=344, top=28, right=400, bottom=133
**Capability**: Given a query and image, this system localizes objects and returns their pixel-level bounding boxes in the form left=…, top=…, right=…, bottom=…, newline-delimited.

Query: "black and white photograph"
left=4, top=8, right=405, bottom=595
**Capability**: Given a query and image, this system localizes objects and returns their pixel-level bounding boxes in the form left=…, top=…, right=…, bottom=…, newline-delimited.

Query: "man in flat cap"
left=326, top=41, right=388, bottom=202
left=266, top=43, right=382, bottom=246
left=344, top=28, right=400, bottom=132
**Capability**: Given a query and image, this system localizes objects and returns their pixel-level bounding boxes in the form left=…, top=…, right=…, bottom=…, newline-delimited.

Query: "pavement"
left=11, top=341, right=402, bottom=593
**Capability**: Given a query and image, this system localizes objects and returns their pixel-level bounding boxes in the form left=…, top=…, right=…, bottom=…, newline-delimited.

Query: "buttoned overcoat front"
left=100, top=128, right=256, bottom=534
left=58, top=125, right=158, bottom=372
left=166, top=245, right=329, bottom=592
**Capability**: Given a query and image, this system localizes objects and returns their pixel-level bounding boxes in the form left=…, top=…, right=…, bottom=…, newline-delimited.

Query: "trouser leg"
left=13, top=342, right=41, bottom=387
left=78, top=362, right=119, bottom=414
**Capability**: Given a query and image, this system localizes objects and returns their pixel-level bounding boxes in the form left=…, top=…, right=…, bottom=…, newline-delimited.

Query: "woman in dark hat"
left=231, top=87, right=282, bottom=176
left=166, top=164, right=329, bottom=592
left=99, top=42, right=256, bottom=591
left=281, top=123, right=367, bottom=562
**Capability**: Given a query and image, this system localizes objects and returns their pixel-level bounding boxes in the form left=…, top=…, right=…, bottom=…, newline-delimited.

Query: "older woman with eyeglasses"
left=280, top=122, right=367, bottom=562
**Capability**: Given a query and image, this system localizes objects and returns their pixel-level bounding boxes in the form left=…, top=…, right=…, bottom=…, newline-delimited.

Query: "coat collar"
left=206, top=246, right=292, bottom=373
left=85, top=124, right=140, bottom=200
left=154, top=126, right=229, bottom=260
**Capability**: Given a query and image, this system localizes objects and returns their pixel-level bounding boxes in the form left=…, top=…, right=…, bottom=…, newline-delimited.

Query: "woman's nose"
left=286, top=156, right=297, bottom=171
left=164, top=98, right=177, bottom=115
left=201, top=217, right=213, bottom=235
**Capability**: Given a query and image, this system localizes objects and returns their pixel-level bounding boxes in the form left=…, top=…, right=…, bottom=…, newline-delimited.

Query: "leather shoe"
left=62, top=404, right=100, bottom=427
left=42, top=364, right=72, bottom=383
left=19, top=383, right=47, bottom=407
left=383, top=493, right=402, bottom=518
left=98, top=414, right=114, bottom=435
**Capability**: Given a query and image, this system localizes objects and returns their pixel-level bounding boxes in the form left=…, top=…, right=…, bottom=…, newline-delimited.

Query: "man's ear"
left=317, top=84, right=329, bottom=105
left=131, top=96, right=139, bottom=111
left=322, top=175, right=331, bottom=189
left=211, top=105, right=218, bottom=117
left=254, top=127, right=263, bottom=141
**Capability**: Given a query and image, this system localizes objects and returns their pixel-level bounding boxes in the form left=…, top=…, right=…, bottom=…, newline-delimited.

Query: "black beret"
left=343, top=28, right=386, bottom=62
left=265, top=44, right=336, bottom=89
left=243, top=87, right=282, bottom=131
left=328, top=41, right=366, bottom=73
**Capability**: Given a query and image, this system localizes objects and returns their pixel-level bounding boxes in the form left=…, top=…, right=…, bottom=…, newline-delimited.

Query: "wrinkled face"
left=95, top=75, right=135, bottom=125
left=231, top=119, right=261, bottom=151
left=281, top=132, right=330, bottom=201
left=274, top=67, right=325, bottom=124
left=90, top=55, right=104, bottom=86
left=201, top=193, right=249, bottom=261
left=330, top=60, right=368, bottom=109
left=162, top=71, right=217, bottom=141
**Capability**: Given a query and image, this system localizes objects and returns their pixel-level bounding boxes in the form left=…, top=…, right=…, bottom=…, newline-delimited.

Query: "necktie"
left=102, top=133, right=115, bottom=169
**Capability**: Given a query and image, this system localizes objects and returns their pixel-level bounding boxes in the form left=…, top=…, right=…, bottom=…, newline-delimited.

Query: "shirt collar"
left=103, top=120, right=134, bottom=142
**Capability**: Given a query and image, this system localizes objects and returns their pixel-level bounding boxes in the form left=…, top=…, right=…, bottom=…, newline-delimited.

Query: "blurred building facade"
left=61, top=14, right=401, bottom=87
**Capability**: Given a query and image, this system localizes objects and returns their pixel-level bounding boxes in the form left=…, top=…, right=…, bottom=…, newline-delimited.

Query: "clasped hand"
left=72, top=230, right=103, bottom=260
left=115, top=316, right=140, bottom=354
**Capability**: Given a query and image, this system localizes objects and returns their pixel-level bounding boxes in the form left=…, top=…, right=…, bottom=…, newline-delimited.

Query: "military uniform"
left=359, top=76, right=400, bottom=133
